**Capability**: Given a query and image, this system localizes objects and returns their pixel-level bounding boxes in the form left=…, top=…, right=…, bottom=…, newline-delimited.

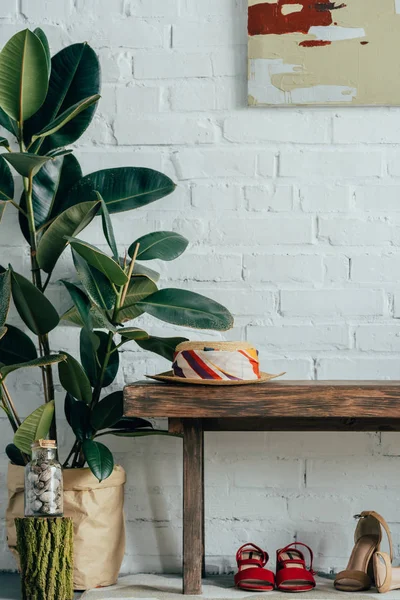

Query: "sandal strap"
left=234, top=566, right=275, bottom=587
left=334, top=569, right=371, bottom=590
left=276, top=567, right=316, bottom=589
left=356, top=511, right=393, bottom=562
left=277, top=542, right=314, bottom=573
left=236, top=543, right=268, bottom=566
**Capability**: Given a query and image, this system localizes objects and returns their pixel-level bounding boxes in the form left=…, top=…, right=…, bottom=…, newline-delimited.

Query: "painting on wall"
left=248, top=0, right=400, bottom=106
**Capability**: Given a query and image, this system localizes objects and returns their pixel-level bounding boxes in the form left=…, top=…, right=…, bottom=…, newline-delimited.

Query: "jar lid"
left=31, top=439, right=57, bottom=449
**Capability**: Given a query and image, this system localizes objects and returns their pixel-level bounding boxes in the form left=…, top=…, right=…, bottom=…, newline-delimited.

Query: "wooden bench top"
left=124, top=380, right=400, bottom=420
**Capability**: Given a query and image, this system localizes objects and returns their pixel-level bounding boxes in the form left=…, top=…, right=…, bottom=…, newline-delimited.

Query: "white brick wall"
left=1, top=0, right=400, bottom=578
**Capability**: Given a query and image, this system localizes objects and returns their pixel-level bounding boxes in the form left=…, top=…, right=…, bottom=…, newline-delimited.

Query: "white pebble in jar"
left=24, top=440, right=63, bottom=517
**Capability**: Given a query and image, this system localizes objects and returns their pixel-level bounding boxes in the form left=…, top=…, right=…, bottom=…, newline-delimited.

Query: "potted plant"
left=0, top=28, right=233, bottom=589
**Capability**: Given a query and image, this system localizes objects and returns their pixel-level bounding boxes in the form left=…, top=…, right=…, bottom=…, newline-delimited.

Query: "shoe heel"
left=373, top=552, right=392, bottom=594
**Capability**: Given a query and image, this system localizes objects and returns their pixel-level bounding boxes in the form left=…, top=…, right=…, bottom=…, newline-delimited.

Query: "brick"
left=116, top=85, right=161, bottom=114
left=173, top=20, right=246, bottom=48
left=307, top=457, right=400, bottom=489
left=280, top=150, right=383, bottom=178
left=224, top=112, right=330, bottom=144
left=247, top=324, right=349, bottom=351
left=256, top=355, right=314, bottom=379
left=288, top=495, right=353, bottom=523
left=319, top=217, right=397, bottom=246
left=300, top=185, right=350, bottom=212
left=351, top=254, right=400, bottom=282
left=333, top=112, right=400, bottom=144
left=316, top=357, right=400, bottom=380
left=210, top=216, right=314, bottom=246
left=96, top=49, right=133, bottom=83
left=211, top=48, right=247, bottom=76
left=170, top=80, right=216, bottom=111
left=281, top=290, right=384, bottom=317
left=21, top=0, right=72, bottom=19
left=0, top=0, right=17, bottom=18
left=258, top=152, right=276, bottom=177
left=114, top=116, right=216, bottom=144
left=134, top=51, right=212, bottom=79
left=159, top=252, right=242, bottom=281
left=183, top=0, right=244, bottom=16
left=76, top=150, right=163, bottom=173
left=125, top=0, right=179, bottom=17
left=175, top=149, right=258, bottom=179
left=324, top=255, right=350, bottom=284
left=208, top=488, right=287, bottom=520
left=354, top=185, right=400, bottom=211
left=355, top=324, right=400, bottom=351
left=245, top=185, right=293, bottom=212
left=192, top=183, right=243, bottom=210
left=233, top=458, right=304, bottom=489
left=190, top=287, right=276, bottom=316
left=244, top=253, right=321, bottom=283
left=267, top=432, right=378, bottom=458
left=105, top=18, right=164, bottom=48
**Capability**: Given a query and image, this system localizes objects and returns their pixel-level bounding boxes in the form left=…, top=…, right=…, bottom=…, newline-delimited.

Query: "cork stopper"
left=31, top=439, right=57, bottom=449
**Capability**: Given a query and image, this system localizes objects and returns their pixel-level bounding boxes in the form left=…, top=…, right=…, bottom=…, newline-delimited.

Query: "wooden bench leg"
left=183, top=418, right=204, bottom=595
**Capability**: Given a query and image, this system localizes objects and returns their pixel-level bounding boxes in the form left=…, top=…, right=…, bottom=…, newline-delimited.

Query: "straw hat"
left=146, top=341, right=285, bottom=386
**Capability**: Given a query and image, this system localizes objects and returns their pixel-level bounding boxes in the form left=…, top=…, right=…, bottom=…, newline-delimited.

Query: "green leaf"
left=91, top=391, right=123, bottom=431
left=11, top=270, right=59, bottom=335
left=0, top=107, right=17, bottom=136
left=117, top=276, right=157, bottom=323
left=112, top=417, right=152, bottom=430
left=63, top=167, right=176, bottom=214
left=79, top=328, right=99, bottom=384
left=0, top=354, right=65, bottom=380
left=70, top=398, right=92, bottom=441
left=0, top=324, right=37, bottom=365
left=82, top=439, right=114, bottom=482
left=24, top=42, right=100, bottom=151
left=61, top=304, right=104, bottom=328
left=72, top=249, right=115, bottom=310
left=137, top=289, right=234, bottom=331
left=6, top=443, right=26, bottom=466
left=19, top=154, right=83, bottom=243
left=94, top=331, right=119, bottom=388
left=89, top=305, right=117, bottom=333
left=33, top=28, right=51, bottom=77
left=60, top=280, right=92, bottom=331
left=0, top=155, right=14, bottom=201
left=117, top=327, right=149, bottom=341
left=96, top=192, right=118, bottom=261
left=132, top=262, right=160, bottom=283
left=46, top=148, right=73, bottom=158
left=136, top=336, right=188, bottom=361
left=37, top=200, right=100, bottom=273
left=13, top=401, right=55, bottom=456
left=0, top=325, right=7, bottom=340
left=129, top=231, right=189, bottom=262
left=0, top=269, right=11, bottom=327
left=0, top=201, right=6, bottom=223
left=31, top=94, right=100, bottom=143
left=0, top=29, right=48, bottom=122
left=58, top=351, right=92, bottom=405
left=0, top=136, right=9, bottom=149
left=3, top=152, right=53, bottom=178
left=68, top=238, right=128, bottom=286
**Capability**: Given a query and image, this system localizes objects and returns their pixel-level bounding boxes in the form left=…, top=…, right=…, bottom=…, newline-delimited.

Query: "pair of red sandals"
left=235, top=542, right=316, bottom=593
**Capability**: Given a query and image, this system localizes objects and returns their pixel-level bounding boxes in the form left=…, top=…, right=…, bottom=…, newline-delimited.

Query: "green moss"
left=15, top=517, right=73, bottom=600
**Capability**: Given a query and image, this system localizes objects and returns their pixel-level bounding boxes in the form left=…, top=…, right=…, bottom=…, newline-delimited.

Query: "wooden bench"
left=124, top=380, right=400, bottom=595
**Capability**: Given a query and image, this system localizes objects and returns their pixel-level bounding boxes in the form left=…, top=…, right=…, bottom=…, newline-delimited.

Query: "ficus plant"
left=0, top=29, right=233, bottom=481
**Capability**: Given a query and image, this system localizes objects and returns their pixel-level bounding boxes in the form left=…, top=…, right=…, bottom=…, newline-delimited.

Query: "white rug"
left=81, top=574, right=400, bottom=600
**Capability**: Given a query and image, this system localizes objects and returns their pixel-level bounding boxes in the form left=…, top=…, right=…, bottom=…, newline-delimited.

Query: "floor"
left=0, top=573, right=82, bottom=599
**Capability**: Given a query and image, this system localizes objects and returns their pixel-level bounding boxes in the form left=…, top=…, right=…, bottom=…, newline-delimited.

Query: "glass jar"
left=24, top=439, right=63, bottom=517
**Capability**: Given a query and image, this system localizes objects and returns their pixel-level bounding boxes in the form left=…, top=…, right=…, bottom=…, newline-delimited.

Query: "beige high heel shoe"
left=335, top=511, right=392, bottom=592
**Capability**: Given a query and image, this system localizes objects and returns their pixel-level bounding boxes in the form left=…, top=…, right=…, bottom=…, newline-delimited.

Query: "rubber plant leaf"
left=95, top=192, right=118, bottom=261
left=63, top=167, right=176, bottom=214
left=135, top=336, right=188, bottom=361
left=117, top=276, right=157, bottom=322
left=58, top=351, right=92, bottom=405
left=117, top=327, right=149, bottom=341
left=129, top=231, right=189, bottom=262
left=0, top=269, right=11, bottom=327
left=0, top=155, right=14, bottom=201
left=0, top=29, right=48, bottom=122
left=24, top=42, right=100, bottom=151
left=90, top=391, right=124, bottom=431
left=19, top=154, right=83, bottom=243
left=5, top=443, right=26, bottom=466
left=136, top=289, right=234, bottom=331
left=90, top=331, right=119, bottom=388
left=33, top=28, right=51, bottom=77
left=36, top=200, right=100, bottom=273
left=10, top=270, right=59, bottom=335
left=67, top=237, right=128, bottom=286
left=30, top=94, right=100, bottom=143
left=13, top=401, right=55, bottom=456
left=82, top=439, right=114, bottom=482
left=0, top=354, right=66, bottom=380
left=72, top=249, right=115, bottom=310
left=0, top=324, right=37, bottom=365
left=60, top=280, right=92, bottom=332
left=3, top=153, right=53, bottom=178
left=0, top=107, right=17, bottom=136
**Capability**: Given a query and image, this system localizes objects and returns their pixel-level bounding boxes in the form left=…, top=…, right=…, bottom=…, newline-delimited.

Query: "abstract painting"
left=248, top=0, right=400, bottom=106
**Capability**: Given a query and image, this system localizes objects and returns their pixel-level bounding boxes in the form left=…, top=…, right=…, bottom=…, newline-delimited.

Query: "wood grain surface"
left=124, top=380, right=400, bottom=419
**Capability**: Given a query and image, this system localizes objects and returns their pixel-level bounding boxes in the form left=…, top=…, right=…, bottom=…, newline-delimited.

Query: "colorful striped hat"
left=147, top=341, right=285, bottom=386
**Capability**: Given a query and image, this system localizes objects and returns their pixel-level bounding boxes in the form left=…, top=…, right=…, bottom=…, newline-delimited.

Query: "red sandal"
left=234, top=543, right=275, bottom=591
left=276, top=542, right=316, bottom=593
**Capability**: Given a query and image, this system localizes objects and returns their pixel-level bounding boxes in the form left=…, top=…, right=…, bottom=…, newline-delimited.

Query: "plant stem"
left=1, top=380, right=22, bottom=427
left=9, top=199, right=27, bottom=216
left=63, top=440, right=79, bottom=468
left=120, top=243, right=139, bottom=308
